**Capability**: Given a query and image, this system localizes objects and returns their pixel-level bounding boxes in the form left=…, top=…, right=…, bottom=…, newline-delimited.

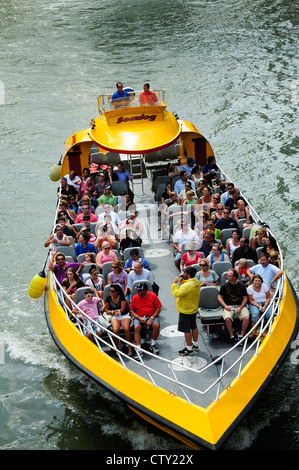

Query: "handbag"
left=103, top=312, right=113, bottom=322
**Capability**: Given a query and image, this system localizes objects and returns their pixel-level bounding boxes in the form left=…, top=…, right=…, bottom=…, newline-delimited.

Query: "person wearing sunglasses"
left=72, top=289, right=104, bottom=342
left=104, top=284, right=133, bottom=356
left=95, top=241, right=118, bottom=272
left=195, top=259, right=219, bottom=287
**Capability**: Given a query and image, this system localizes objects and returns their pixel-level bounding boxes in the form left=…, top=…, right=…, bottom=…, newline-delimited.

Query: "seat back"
left=221, top=228, right=235, bottom=246
left=123, top=246, right=144, bottom=261
left=131, top=280, right=153, bottom=296
left=111, top=180, right=128, bottom=195
left=198, top=286, right=221, bottom=309
left=75, top=286, right=97, bottom=304
left=101, top=261, right=114, bottom=283
left=105, top=152, right=121, bottom=165
left=212, top=261, right=233, bottom=279
left=55, top=245, right=76, bottom=260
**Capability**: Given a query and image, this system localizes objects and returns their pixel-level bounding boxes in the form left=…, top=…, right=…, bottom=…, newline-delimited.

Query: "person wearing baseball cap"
left=130, top=282, right=162, bottom=358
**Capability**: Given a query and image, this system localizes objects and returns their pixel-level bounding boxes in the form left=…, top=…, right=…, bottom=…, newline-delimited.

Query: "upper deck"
left=97, top=89, right=166, bottom=115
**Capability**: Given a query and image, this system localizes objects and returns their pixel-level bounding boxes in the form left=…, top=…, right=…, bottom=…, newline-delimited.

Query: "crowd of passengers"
left=46, top=155, right=284, bottom=355
left=162, top=155, right=284, bottom=345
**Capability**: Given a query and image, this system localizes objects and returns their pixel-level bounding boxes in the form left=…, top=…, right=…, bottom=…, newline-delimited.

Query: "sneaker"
left=230, top=336, right=237, bottom=345
left=178, top=347, right=194, bottom=356
left=192, top=344, right=199, bottom=352
left=236, top=335, right=244, bottom=346
left=149, top=343, right=160, bottom=355
left=134, top=349, right=144, bottom=360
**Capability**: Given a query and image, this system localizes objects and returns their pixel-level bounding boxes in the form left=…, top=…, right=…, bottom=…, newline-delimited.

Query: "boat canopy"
left=89, top=90, right=181, bottom=154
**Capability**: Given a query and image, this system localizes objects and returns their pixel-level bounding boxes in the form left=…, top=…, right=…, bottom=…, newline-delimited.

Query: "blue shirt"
left=115, top=169, right=132, bottom=186
left=75, top=243, right=97, bottom=258
left=124, top=257, right=151, bottom=271
left=111, top=89, right=130, bottom=103
left=249, top=263, right=280, bottom=288
left=174, top=178, right=195, bottom=194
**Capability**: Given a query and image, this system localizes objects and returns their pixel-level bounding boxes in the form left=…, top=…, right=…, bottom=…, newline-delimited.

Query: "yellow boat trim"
left=46, top=274, right=297, bottom=449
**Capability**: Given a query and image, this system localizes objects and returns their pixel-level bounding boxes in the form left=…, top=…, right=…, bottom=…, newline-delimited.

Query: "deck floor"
left=99, top=180, right=256, bottom=409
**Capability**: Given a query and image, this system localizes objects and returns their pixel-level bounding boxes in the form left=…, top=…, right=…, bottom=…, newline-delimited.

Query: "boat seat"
left=123, top=246, right=144, bottom=261
left=155, top=183, right=167, bottom=204
left=152, top=175, right=170, bottom=193
left=55, top=245, right=76, bottom=260
left=242, top=227, right=252, bottom=239
left=74, top=223, right=97, bottom=235
left=160, top=145, right=175, bottom=161
left=220, top=228, right=235, bottom=246
left=171, top=174, right=180, bottom=189
left=101, top=261, right=114, bottom=283
left=90, top=152, right=106, bottom=165
left=256, top=247, right=264, bottom=259
left=105, top=152, right=121, bottom=165
left=234, top=259, right=256, bottom=268
left=197, top=286, right=224, bottom=337
left=237, top=218, right=246, bottom=231
left=181, top=241, right=203, bottom=254
left=111, top=180, right=128, bottom=196
left=80, top=264, right=101, bottom=275
left=77, top=253, right=97, bottom=263
left=220, top=271, right=243, bottom=286
left=212, top=261, right=233, bottom=279
left=75, top=286, right=97, bottom=304
left=130, top=280, right=153, bottom=296
left=103, top=283, right=125, bottom=301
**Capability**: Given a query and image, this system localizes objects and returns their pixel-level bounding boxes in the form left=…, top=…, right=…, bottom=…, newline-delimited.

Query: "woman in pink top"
left=96, top=241, right=118, bottom=271
left=180, top=242, right=202, bottom=272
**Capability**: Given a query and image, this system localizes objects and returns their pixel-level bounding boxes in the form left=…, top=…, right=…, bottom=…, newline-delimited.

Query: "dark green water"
left=0, top=0, right=298, bottom=450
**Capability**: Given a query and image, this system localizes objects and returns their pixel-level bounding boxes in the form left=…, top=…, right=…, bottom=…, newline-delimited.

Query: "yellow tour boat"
left=30, top=88, right=299, bottom=450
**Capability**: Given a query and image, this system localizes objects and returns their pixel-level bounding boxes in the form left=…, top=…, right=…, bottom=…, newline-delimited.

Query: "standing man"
left=171, top=266, right=201, bottom=355
left=130, top=282, right=162, bottom=357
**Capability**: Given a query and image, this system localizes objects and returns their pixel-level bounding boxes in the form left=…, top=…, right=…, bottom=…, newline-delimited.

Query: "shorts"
left=174, top=252, right=182, bottom=262
left=178, top=312, right=197, bottom=333
left=133, top=316, right=160, bottom=327
left=249, top=303, right=272, bottom=322
left=83, top=319, right=102, bottom=336
left=222, top=306, right=250, bottom=321
left=111, top=313, right=131, bottom=322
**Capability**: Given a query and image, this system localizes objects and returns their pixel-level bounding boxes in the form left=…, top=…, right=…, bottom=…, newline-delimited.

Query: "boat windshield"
left=97, top=89, right=165, bottom=114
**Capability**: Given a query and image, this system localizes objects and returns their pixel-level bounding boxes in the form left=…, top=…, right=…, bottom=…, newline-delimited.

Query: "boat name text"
left=116, top=114, right=157, bottom=124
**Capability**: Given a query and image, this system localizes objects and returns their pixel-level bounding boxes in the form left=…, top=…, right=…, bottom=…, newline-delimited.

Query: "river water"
left=0, top=0, right=298, bottom=451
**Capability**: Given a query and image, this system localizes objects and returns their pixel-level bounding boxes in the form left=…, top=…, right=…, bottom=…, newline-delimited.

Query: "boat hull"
left=44, top=274, right=299, bottom=450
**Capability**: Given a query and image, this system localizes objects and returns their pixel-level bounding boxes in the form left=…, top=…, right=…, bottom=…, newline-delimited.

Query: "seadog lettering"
left=116, top=114, right=157, bottom=124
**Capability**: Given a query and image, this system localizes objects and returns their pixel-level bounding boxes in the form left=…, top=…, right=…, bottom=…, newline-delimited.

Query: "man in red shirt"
left=130, top=282, right=162, bottom=357
left=138, top=83, right=158, bottom=106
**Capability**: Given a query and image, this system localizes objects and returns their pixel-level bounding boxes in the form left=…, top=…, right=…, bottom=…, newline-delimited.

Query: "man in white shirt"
left=173, top=219, right=199, bottom=270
